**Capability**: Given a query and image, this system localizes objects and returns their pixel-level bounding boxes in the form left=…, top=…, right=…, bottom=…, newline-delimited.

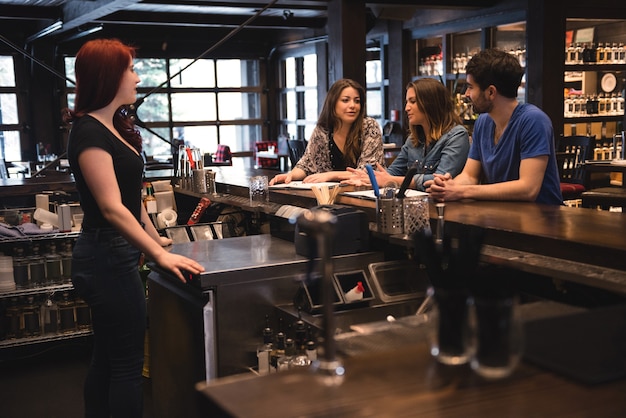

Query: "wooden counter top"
left=196, top=305, right=626, bottom=418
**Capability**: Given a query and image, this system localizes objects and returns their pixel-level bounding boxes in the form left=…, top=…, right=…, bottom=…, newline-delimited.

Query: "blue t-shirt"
left=387, top=124, right=469, bottom=191
left=468, top=103, right=563, bottom=205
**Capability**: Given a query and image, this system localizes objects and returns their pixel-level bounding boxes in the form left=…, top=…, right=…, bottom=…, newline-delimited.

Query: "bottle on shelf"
left=21, top=295, right=41, bottom=338
left=618, top=42, right=625, bottom=64
left=60, top=239, right=73, bottom=283
left=611, top=42, right=619, bottom=64
left=75, top=297, right=91, bottom=330
left=5, top=297, right=21, bottom=339
left=41, top=294, right=59, bottom=335
left=604, top=42, right=613, bottom=64
left=270, top=331, right=286, bottom=373
left=28, top=243, right=46, bottom=288
left=596, top=42, right=605, bottom=63
left=277, top=338, right=295, bottom=371
left=12, top=247, right=29, bottom=289
left=144, top=182, right=158, bottom=226
left=58, top=291, right=77, bottom=334
left=44, top=242, right=63, bottom=285
left=566, top=43, right=576, bottom=65
left=575, top=43, right=584, bottom=64
left=256, top=316, right=274, bottom=376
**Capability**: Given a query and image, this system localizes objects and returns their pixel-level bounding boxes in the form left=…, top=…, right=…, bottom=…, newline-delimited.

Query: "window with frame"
left=64, top=56, right=263, bottom=161
left=0, top=55, right=22, bottom=162
left=277, top=46, right=385, bottom=144
left=277, top=54, right=318, bottom=142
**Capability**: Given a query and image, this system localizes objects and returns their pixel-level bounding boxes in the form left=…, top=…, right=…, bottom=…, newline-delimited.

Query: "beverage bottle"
left=604, top=42, right=613, bottom=63
left=596, top=42, right=605, bottom=63
left=256, top=319, right=274, bottom=376
left=566, top=43, right=576, bottom=64
left=41, top=294, right=59, bottom=335
left=277, top=338, right=295, bottom=371
left=144, top=182, right=158, bottom=226
left=58, top=291, right=77, bottom=334
left=5, top=297, right=21, bottom=339
left=270, top=331, right=286, bottom=373
left=598, top=93, right=607, bottom=115
left=12, top=246, right=29, bottom=289
left=21, top=295, right=41, bottom=337
left=611, top=43, right=618, bottom=64
left=28, top=243, right=46, bottom=288
left=575, top=43, right=584, bottom=64
left=60, top=239, right=73, bottom=283
left=618, top=42, right=625, bottom=64
left=44, top=242, right=63, bottom=284
left=75, top=296, right=91, bottom=330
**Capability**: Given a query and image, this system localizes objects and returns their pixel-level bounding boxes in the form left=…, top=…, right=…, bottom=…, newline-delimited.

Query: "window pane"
left=0, top=56, right=16, bottom=87
left=303, top=125, right=315, bottom=142
left=219, top=124, right=261, bottom=152
left=304, top=89, right=317, bottom=121
left=218, top=92, right=260, bottom=120
left=366, top=60, right=382, bottom=84
left=135, top=58, right=168, bottom=87
left=66, top=93, right=75, bottom=110
left=0, top=94, right=18, bottom=123
left=178, top=125, right=218, bottom=155
left=170, top=59, right=215, bottom=88
left=137, top=93, right=169, bottom=123
left=216, top=60, right=259, bottom=87
left=64, top=57, right=75, bottom=87
left=285, top=57, right=296, bottom=88
left=139, top=127, right=172, bottom=159
left=286, top=90, right=296, bottom=121
left=1, top=130, right=21, bottom=161
left=367, top=91, right=382, bottom=118
left=303, top=54, right=317, bottom=86
left=171, top=92, right=216, bottom=121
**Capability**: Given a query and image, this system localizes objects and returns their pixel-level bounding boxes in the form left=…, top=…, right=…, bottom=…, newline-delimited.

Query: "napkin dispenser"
left=294, top=205, right=369, bottom=257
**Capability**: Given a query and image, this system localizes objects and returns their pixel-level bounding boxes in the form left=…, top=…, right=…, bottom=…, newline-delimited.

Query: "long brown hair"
left=62, top=38, right=142, bottom=152
left=317, top=78, right=366, bottom=167
left=406, top=78, right=461, bottom=148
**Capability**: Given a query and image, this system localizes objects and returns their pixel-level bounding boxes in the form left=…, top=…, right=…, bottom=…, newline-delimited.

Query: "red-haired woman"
left=65, top=39, right=204, bottom=417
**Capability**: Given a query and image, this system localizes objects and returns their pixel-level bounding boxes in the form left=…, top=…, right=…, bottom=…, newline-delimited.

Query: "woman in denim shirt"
left=347, top=78, right=469, bottom=191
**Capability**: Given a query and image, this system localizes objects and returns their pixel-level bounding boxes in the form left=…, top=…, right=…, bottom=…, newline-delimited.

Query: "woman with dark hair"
left=270, top=78, right=383, bottom=185
left=65, top=39, right=204, bottom=417
left=346, top=78, right=469, bottom=191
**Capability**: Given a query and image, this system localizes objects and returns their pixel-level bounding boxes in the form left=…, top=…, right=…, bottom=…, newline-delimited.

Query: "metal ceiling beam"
left=60, top=0, right=142, bottom=32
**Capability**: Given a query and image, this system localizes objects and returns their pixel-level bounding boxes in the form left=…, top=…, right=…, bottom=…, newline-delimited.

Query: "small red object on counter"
left=187, top=197, right=211, bottom=225
left=344, top=281, right=365, bottom=302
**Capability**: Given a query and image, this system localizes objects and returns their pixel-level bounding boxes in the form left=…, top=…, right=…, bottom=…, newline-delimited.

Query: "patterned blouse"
left=295, top=117, right=384, bottom=175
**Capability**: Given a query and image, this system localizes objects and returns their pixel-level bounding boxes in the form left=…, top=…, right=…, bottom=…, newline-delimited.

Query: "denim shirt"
left=387, top=124, right=469, bottom=191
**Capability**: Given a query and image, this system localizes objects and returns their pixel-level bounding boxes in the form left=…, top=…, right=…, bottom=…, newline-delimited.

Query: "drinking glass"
left=471, top=293, right=523, bottom=379
left=249, top=175, right=269, bottom=206
left=427, top=286, right=476, bottom=365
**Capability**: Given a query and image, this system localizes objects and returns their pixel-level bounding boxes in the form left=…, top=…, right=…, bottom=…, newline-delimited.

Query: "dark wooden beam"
left=327, top=0, right=366, bottom=88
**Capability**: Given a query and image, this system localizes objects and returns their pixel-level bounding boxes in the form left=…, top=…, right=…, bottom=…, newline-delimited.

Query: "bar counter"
left=177, top=166, right=626, bottom=294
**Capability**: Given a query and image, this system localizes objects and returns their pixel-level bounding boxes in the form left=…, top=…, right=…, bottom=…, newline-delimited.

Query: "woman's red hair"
left=63, top=38, right=142, bottom=151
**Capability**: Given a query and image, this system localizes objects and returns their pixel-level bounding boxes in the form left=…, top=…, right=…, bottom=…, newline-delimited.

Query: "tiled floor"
left=0, top=338, right=154, bottom=418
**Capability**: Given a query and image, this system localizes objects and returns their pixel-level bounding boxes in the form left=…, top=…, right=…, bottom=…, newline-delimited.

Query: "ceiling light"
left=26, top=20, right=63, bottom=43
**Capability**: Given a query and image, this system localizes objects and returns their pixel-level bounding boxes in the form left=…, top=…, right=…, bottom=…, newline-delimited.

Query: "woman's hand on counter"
left=154, top=251, right=205, bottom=283
left=270, top=172, right=292, bottom=185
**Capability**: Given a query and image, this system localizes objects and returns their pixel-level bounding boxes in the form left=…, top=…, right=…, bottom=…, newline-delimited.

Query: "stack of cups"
left=0, top=255, right=16, bottom=291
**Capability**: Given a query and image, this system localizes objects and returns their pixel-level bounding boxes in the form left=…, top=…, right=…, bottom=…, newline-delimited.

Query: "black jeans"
left=71, top=228, right=146, bottom=418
